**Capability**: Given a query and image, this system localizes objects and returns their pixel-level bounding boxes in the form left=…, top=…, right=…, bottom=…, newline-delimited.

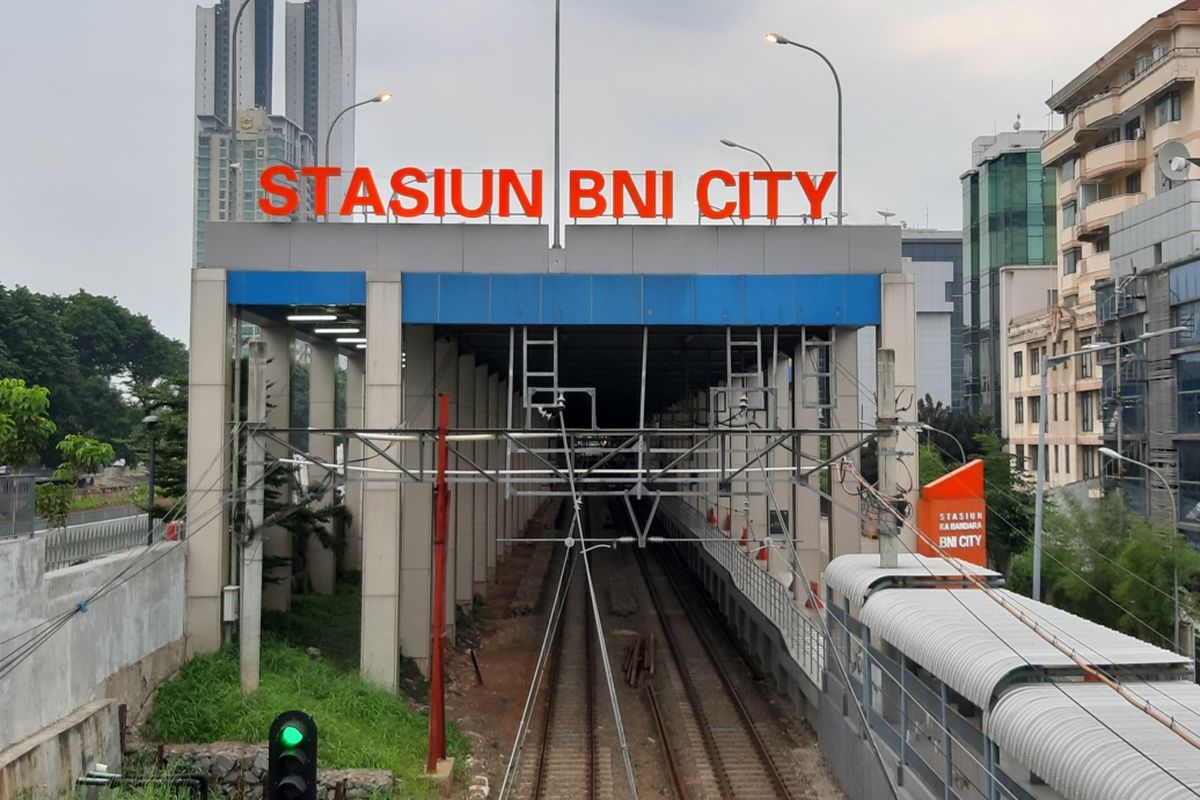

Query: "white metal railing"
left=42, top=515, right=175, bottom=571
left=661, top=498, right=825, bottom=683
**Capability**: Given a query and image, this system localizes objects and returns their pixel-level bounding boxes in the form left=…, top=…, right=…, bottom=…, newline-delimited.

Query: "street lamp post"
left=919, top=422, right=966, bottom=464
left=1099, top=446, right=1181, bottom=652
left=323, top=93, right=392, bottom=221
left=764, top=33, right=842, bottom=224
left=143, top=414, right=159, bottom=546
left=1032, top=326, right=1186, bottom=601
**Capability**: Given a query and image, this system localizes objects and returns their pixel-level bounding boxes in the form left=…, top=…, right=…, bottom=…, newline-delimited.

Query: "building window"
left=1179, top=353, right=1200, bottom=433
left=1180, top=443, right=1200, bottom=523
left=1063, top=247, right=1082, bottom=276
left=1014, top=351, right=1023, bottom=378
left=1030, top=346, right=1041, bottom=375
left=1054, top=445, right=1060, bottom=473
left=1082, top=445, right=1097, bottom=479
left=1080, top=336, right=1093, bottom=378
left=1124, top=117, right=1143, bottom=140
left=1081, top=391, right=1095, bottom=431
left=1053, top=393, right=1059, bottom=421
left=1064, top=445, right=1071, bottom=475
left=1061, top=157, right=1076, bottom=182
left=1156, top=91, right=1182, bottom=126
left=1015, top=397, right=1024, bottom=424
left=1094, top=234, right=1110, bottom=254
left=1015, top=444, right=1026, bottom=469
left=1064, top=391, right=1070, bottom=421
left=1062, top=201, right=1077, bottom=229
left=1030, top=396, right=1041, bottom=423
left=1125, top=170, right=1142, bottom=195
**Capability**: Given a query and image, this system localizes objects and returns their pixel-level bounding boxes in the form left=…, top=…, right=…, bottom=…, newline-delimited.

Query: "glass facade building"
left=961, top=140, right=1056, bottom=422
left=901, top=233, right=965, bottom=409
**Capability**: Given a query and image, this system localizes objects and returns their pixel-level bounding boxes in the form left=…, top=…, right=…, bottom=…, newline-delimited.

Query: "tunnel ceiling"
left=442, top=325, right=820, bottom=428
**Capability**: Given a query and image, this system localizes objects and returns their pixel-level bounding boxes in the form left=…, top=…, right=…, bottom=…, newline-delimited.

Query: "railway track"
left=637, top=544, right=795, bottom=800
left=522, top=562, right=599, bottom=800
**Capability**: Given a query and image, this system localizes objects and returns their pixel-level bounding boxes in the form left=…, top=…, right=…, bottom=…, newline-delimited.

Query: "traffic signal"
left=268, top=710, right=317, bottom=800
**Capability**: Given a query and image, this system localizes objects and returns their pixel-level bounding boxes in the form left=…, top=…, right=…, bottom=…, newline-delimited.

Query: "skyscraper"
left=194, top=0, right=352, bottom=264
left=286, top=0, right=357, bottom=200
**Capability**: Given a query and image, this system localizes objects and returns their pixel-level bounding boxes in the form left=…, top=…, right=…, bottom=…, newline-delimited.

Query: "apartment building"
left=1008, top=0, right=1200, bottom=485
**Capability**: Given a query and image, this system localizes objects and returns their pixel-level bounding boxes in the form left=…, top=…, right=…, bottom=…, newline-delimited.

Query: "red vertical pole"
left=427, top=392, right=451, bottom=772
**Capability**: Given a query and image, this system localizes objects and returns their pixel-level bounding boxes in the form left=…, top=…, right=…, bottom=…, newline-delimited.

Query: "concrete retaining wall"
left=0, top=537, right=186, bottom=796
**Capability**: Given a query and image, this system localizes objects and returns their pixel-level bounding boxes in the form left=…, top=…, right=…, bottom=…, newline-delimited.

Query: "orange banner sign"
left=916, top=459, right=987, bottom=567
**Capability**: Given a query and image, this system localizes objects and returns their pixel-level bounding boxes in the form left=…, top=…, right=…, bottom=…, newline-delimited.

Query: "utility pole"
left=877, top=349, right=899, bottom=568
left=427, top=393, right=451, bottom=774
left=241, top=340, right=267, bottom=694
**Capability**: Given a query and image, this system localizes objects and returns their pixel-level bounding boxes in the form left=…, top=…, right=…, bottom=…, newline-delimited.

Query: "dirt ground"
left=444, top=538, right=846, bottom=800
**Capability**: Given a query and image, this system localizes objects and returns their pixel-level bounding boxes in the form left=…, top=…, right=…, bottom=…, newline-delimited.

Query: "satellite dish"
left=1157, top=140, right=1191, bottom=183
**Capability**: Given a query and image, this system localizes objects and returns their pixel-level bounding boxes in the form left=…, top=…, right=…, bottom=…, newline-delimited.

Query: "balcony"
left=1081, top=139, right=1144, bottom=181
left=1079, top=192, right=1144, bottom=236
left=1079, top=93, right=1121, bottom=130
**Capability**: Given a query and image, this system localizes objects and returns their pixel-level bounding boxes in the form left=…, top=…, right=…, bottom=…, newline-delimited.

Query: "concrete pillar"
left=486, top=373, right=500, bottom=579
left=306, top=342, right=337, bottom=595
left=498, top=380, right=510, bottom=563
left=454, top=353, right=476, bottom=608
left=770, top=355, right=793, bottom=586
left=434, top=336, right=458, bottom=637
left=261, top=325, right=294, bottom=611
left=792, top=340, right=823, bottom=603
left=361, top=274, right=403, bottom=692
left=400, top=325, right=435, bottom=672
left=829, top=328, right=862, bottom=561
left=343, top=356, right=365, bottom=571
left=881, top=274, right=920, bottom=553
left=185, top=269, right=231, bottom=655
left=473, top=365, right=489, bottom=596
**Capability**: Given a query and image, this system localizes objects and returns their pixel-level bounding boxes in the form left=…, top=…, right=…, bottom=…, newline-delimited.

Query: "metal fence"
left=42, top=514, right=173, bottom=571
left=0, top=475, right=36, bottom=538
left=661, top=498, right=825, bottom=684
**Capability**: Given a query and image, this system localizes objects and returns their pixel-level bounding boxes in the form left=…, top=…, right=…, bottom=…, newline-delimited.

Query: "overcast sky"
left=0, top=0, right=1161, bottom=343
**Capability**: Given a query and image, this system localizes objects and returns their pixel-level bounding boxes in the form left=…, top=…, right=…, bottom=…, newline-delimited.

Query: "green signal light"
left=279, top=724, right=305, bottom=748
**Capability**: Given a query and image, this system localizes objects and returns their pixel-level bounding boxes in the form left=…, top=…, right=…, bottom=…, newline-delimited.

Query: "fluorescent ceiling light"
left=287, top=314, right=338, bottom=322
left=314, top=327, right=360, bottom=335
left=356, top=343, right=367, bottom=350
left=336, top=337, right=368, bottom=344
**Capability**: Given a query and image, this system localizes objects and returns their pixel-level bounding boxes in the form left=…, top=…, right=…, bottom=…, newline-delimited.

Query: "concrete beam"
left=343, top=356, right=365, bottom=571
left=185, top=269, right=231, bottom=656
left=830, top=328, right=862, bottom=560
left=881, top=274, right=919, bottom=553
left=306, top=342, right=337, bottom=595
left=454, top=353, right=476, bottom=607
left=260, top=326, right=294, bottom=612
left=400, top=325, right=435, bottom=672
left=360, top=274, right=403, bottom=692
left=472, top=364, right=489, bottom=597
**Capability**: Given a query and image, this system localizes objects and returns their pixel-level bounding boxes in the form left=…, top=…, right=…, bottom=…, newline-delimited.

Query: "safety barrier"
left=660, top=498, right=825, bottom=684
left=42, top=515, right=178, bottom=571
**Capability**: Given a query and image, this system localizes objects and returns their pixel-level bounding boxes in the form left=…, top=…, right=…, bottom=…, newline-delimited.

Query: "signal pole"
left=877, top=349, right=899, bottom=568
left=427, top=393, right=451, bottom=774
left=240, top=340, right=266, bottom=693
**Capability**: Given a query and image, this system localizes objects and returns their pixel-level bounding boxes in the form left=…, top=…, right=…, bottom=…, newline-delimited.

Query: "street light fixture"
left=143, top=414, right=159, bottom=546
left=1098, top=446, right=1182, bottom=653
left=719, top=139, right=774, bottom=171
left=764, top=32, right=843, bottom=225
left=1032, top=326, right=1187, bottom=602
left=323, top=93, right=392, bottom=221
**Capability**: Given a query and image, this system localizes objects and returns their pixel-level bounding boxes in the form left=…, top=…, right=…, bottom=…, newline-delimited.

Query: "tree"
left=917, top=393, right=997, bottom=465
left=918, top=443, right=949, bottom=485
left=36, top=434, right=116, bottom=528
left=127, top=376, right=187, bottom=516
left=0, top=378, right=57, bottom=470
left=976, top=431, right=1034, bottom=575
left=1009, top=495, right=1200, bottom=647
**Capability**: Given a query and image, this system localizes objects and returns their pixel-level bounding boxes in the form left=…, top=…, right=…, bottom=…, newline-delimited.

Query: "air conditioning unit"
left=1134, top=127, right=1146, bottom=140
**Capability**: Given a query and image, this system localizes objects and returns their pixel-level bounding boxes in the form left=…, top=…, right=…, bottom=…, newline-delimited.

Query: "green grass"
left=263, top=573, right=363, bottom=671
left=262, top=573, right=429, bottom=702
left=144, top=640, right=468, bottom=798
